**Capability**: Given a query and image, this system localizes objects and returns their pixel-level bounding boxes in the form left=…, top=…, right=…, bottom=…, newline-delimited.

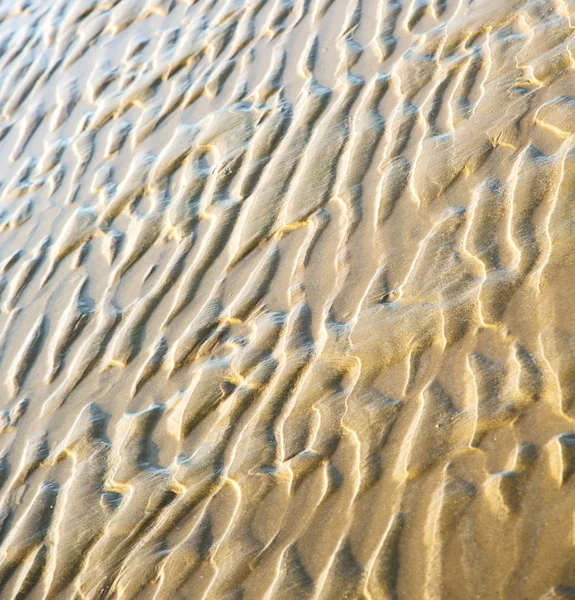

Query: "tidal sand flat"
left=0, top=0, right=573, bottom=598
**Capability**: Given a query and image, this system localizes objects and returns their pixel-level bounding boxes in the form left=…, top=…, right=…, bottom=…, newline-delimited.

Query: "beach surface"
left=0, top=0, right=574, bottom=598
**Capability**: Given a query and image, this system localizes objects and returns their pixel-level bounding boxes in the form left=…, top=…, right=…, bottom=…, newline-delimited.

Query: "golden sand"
left=0, top=0, right=573, bottom=598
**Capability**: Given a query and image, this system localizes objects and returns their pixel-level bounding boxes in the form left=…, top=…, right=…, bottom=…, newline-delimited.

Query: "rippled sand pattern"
left=1, top=0, right=575, bottom=598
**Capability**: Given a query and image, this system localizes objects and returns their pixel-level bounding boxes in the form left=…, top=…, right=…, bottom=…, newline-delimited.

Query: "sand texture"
left=0, top=0, right=574, bottom=598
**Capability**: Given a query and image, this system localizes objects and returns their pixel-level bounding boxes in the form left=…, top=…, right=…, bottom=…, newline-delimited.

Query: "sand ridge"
left=0, top=0, right=573, bottom=598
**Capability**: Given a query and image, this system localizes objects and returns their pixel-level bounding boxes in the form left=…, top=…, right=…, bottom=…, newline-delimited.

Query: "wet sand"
left=0, top=0, right=574, bottom=598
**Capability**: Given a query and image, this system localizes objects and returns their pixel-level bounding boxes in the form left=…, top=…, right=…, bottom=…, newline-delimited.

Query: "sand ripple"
left=0, top=0, right=572, bottom=598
